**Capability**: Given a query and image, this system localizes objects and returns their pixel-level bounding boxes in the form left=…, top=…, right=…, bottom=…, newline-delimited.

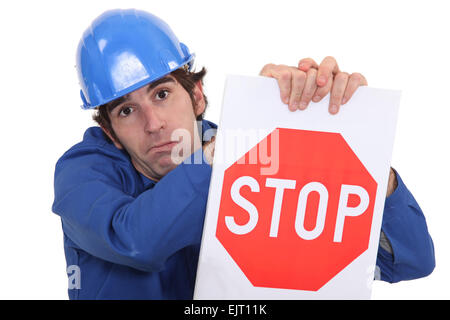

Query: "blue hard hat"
left=76, top=9, right=195, bottom=109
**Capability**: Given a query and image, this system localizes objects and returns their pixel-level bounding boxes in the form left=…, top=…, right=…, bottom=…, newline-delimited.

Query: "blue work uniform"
left=52, top=120, right=435, bottom=299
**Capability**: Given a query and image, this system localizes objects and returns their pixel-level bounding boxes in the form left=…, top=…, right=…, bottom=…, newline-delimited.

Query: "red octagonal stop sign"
left=216, top=128, right=378, bottom=291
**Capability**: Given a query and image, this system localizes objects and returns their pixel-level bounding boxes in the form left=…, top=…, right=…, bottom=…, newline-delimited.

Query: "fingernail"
left=341, top=97, right=347, bottom=104
left=312, top=95, right=321, bottom=102
left=299, top=102, right=307, bottom=110
left=330, top=105, right=338, bottom=114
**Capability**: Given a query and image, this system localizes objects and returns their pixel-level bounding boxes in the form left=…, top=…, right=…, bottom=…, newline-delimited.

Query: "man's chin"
left=154, top=159, right=178, bottom=177
left=132, top=154, right=178, bottom=182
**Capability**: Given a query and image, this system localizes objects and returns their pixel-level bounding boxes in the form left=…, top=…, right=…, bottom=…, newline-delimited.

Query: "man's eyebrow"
left=107, top=95, right=129, bottom=113
left=146, top=76, right=175, bottom=92
left=107, top=77, right=176, bottom=114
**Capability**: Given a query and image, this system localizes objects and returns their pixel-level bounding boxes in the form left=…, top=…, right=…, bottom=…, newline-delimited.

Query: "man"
left=52, top=9, right=435, bottom=299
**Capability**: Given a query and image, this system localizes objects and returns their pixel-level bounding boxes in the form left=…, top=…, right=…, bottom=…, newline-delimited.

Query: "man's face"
left=103, top=75, right=205, bottom=181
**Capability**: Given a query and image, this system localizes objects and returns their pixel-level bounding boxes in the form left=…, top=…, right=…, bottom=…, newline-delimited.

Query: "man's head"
left=93, top=67, right=208, bottom=181
left=77, top=9, right=208, bottom=181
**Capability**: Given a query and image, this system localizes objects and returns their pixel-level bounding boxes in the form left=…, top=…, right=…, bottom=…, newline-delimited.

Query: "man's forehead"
left=106, top=75, right=176, bottom=112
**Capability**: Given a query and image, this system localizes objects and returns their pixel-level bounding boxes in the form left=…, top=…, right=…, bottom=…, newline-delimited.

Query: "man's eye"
left=155, top=89, right=169, bottom=100
left=119, top=106, right=134, bottom=117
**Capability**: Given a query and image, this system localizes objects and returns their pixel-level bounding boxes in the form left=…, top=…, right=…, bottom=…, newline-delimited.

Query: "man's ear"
left=193, top=80, right=206, bottom=117
left=100, top=126, right=123, bottom=150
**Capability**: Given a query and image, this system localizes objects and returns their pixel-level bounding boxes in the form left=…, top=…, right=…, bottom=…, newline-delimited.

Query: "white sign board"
left=194, top=75, right=401, bottom=299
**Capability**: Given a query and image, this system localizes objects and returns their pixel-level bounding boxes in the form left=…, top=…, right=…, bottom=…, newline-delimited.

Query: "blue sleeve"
left=52, top=147, right=211, bottom=273
left=376, top=169, right=435, bottom=282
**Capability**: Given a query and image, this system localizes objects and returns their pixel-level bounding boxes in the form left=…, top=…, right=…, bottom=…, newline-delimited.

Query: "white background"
left=0, top=0, right=448, bottom=299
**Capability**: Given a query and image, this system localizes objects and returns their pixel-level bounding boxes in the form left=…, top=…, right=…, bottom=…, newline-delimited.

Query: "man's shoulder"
left=56, top=127, right=130, bottom=169
left=78, top=126, right=114, bottom=149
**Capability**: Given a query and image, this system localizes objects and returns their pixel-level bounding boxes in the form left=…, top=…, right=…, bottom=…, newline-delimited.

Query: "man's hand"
left=386, top=168, right=398, bottom=198
left=259, top=56, right=368, bottom=114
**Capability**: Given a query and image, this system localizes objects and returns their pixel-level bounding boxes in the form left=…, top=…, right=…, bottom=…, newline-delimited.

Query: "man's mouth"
left=150, top=141, right=179, bottom=153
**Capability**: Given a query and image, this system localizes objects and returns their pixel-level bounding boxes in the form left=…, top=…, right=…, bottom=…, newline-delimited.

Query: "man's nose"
left=142, top=105, right=166, bottom=133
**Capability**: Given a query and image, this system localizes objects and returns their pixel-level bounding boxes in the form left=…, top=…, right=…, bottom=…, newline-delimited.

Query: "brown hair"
left=92, top=67, right=208, bottom=143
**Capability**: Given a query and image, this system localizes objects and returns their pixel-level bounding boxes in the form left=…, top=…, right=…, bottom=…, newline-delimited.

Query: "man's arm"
left=52, top=145, right=211, bottom=273
left=376, top=169, right=435, bottom=282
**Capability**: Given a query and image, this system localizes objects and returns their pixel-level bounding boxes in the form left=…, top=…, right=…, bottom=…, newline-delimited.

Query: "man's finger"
left=298, top=58, right=319, bottom=72
left=259, top=64, right=292, bottom=104
left=299, top=68, right=317, bottom=110
left=312, top=75, right=333, bottom=103
left=277, top=66, right=293, bottom=106
left=288, top=69, right=307, bottom=111
left=317, top=56, right=340, bottom=87
left=342, top=73, right=368, bottom=104
left=329, top=72, right=349, bottom=114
